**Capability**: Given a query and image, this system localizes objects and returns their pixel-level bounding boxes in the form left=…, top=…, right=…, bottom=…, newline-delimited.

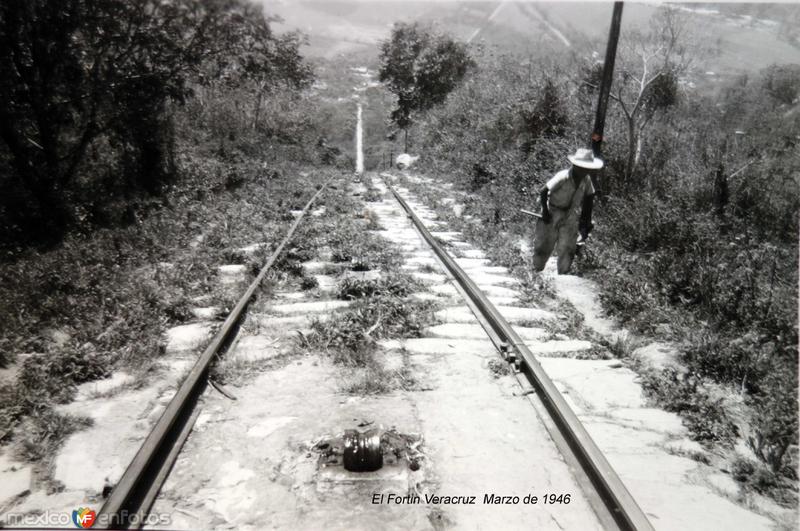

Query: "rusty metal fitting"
left=343, top=429, right=383, bottom=472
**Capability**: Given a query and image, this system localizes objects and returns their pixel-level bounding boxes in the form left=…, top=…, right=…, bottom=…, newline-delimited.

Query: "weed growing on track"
left=363, top=209, right=385, bottom=231
left=300, top=274, right=319, bottom=291
left=487, top=358, right=511, bottom=378
left=359, top=175, right=384, bottom=202
left=604, top=334, right=642, bottom=359
left=363, top=187, right=384, bottom=203
left=336, top=273, right=422, bottom=300
left=542, top=300, right=587, bottom=339
left=307, top=296, right=437, bottom=366
left=418, top=263, right=438, bottom=274
left=328, top=228, right=403, bottom=272
left=341, top=365, right=395, bottom=394
left=340, top=348, right=421, bottom=396
left=302, top=293, right=436, bottom=396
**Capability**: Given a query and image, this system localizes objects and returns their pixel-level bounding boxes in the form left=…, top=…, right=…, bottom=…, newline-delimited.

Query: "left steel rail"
left=97, top=177, right=334, bottom=529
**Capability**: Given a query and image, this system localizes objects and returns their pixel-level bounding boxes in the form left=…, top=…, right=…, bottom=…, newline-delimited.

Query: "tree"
left=379, top=22, right=473, bottom=152
left=204, top=5, right=313, bottom=130
left=0, top=0, right=312, bottom=242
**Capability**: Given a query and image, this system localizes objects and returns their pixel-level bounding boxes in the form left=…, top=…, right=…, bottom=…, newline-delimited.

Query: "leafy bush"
left=300, top=274, right=319, bottom=291
left=14, top=410, right=93, bottom=463
left=0, top=0, right=313, bottom=244
left=747, top=365, right=799, bottom=475
left=640, top=367, right=739, bottom=446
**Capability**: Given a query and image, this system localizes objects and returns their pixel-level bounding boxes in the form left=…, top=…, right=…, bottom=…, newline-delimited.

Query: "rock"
left=191, top=306, right=222, bottom=320
left=395, top=153, right=419, bottom=169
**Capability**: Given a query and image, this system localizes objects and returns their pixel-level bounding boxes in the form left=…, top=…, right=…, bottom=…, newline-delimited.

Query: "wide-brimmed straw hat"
left=567, top=148, right=604, bottom=170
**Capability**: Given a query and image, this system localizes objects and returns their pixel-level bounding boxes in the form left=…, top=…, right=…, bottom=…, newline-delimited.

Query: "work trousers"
left=532, top=206, right=578, bottom=274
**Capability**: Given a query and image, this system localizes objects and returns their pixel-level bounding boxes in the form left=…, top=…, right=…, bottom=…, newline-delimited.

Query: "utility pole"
left=590, top=2, right=624, bottom=196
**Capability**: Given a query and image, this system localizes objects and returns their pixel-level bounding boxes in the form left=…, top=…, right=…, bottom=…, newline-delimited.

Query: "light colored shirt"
left=546, top=169, right=595, bottom=212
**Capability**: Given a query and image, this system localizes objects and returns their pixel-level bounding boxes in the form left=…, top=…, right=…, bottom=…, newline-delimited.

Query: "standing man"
left=532, top=148, right=602, bottom=274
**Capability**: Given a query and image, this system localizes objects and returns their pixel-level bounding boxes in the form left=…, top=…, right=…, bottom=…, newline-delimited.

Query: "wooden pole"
left=591, top=2, right=624, bottom=198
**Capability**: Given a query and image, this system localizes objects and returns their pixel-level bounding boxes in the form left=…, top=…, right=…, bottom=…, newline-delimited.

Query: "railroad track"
left=91, top=168, right=653, bottom=530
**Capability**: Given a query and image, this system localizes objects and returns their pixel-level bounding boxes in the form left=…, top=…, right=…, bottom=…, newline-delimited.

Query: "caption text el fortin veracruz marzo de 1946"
left=371, top=493, right=572, bottom=506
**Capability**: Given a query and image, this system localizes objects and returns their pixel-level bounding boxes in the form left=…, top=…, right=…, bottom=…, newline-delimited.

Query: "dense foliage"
left=412, top=19, right=799, bottom=481
left=0, top=0, right=312, bottom=244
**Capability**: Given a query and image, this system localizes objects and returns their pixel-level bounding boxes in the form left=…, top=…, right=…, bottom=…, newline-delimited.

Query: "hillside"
left=268, top=1, right=800, bottom=86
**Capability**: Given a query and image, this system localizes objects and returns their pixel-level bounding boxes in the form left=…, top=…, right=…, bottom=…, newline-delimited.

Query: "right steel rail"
left=385, top=180, right=654, bottom=531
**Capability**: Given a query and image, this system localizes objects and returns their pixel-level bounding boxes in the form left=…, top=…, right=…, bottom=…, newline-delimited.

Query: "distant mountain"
left=263, top=1, right=800, bottom=73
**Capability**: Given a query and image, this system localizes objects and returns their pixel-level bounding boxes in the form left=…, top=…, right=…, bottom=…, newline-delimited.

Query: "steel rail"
left=384, top=179, right=654, bottom=531
left=97, top=177, right=334, bottom=529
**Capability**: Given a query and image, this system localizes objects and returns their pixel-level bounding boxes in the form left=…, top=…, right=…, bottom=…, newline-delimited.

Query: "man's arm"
left=539, top=186, right=551, bottom=223
left=579, top=193, right=594, bottom=240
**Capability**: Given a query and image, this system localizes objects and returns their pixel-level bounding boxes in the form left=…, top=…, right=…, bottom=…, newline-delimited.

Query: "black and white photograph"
left=0, top=0, right=798, bottom=529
